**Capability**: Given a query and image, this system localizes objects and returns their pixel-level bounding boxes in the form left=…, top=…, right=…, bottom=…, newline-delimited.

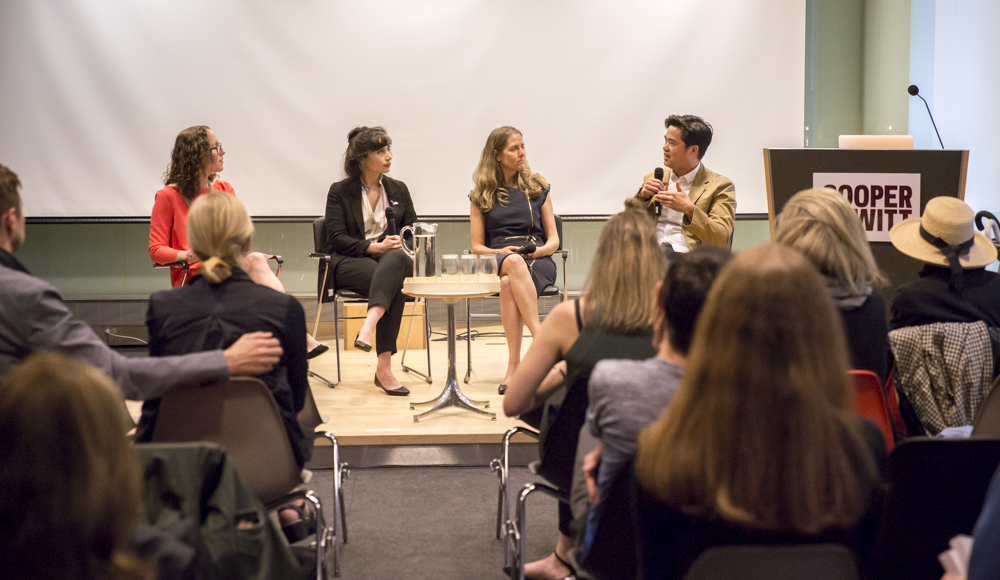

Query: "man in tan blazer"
left=634, top=115, right=736, bottom=250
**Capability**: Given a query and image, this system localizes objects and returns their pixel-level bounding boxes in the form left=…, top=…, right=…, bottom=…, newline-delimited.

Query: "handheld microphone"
left=907, top=85, right=945, bottom=149
left=653, top=167, right=664, bottom=217
left=516, top=243, right=537, bottom=255
left=384, top=207, right=397, bottom=236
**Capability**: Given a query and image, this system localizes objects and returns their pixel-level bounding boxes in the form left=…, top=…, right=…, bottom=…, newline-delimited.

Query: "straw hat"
left=889, top=197, right=997, bottom=268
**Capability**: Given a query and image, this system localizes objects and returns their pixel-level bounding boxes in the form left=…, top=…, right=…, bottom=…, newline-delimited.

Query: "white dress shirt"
left=361, top=176, right=389, bottom=242
left=656, top=163, right=701, bottom=253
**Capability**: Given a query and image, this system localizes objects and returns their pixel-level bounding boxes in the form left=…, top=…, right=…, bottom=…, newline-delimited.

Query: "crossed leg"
left=498, top=254, right=541, bottom=385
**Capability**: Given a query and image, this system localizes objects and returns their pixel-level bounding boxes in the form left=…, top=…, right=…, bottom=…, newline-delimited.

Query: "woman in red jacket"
left=149, top=125, right=327, bottom=357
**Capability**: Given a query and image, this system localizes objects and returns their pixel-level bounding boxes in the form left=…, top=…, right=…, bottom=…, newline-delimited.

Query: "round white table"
left=402, top=277, right=501, bottom=422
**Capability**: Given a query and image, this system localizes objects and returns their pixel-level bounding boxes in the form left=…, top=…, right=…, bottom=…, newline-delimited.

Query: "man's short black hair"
left=0, top=163, right=21, bottom=218
left=660, top=245, right=732, bottom=354
left=665, top=114, right=714, bottom=160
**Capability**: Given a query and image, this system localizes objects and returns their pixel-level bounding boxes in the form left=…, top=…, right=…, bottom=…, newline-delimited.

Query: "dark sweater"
left=890, top=265, right=1000, bottom=330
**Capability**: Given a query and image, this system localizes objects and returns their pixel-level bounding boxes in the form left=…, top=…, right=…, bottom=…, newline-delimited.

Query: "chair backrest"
left=312, top=216, right=325, bottom=254
left=682, top=544, right=858, bottom=580
left=972, top=374, right=1000, bottom=438
left=150, top=377, right=302, bottom=505
left=553, top=214, right=563, bottom=251
left=313, top=216, right=334, bottom=300
left=869, top=438, right=1000, bottom=580
left=849, top=371, right=895, bottom=450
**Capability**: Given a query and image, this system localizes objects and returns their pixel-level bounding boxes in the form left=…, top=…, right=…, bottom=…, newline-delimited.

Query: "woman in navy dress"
left=469, top=127, right=560, bottom=394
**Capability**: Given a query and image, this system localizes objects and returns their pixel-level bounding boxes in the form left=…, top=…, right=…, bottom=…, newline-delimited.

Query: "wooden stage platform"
left=127, top=324, right=537, bottom=465
left=306, top=324, right=531, bottom=446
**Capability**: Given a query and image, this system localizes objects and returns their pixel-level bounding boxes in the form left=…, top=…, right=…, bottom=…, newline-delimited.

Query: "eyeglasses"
left=210, top=143, right=224, bottom=155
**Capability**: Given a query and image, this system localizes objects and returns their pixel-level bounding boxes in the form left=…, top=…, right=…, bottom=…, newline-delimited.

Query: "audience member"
left=581, top=245, right=731, bottom=553
left=136, top=192, right=311, bottom=469
left=775, top=187, right=891, bottom=384
left=634, top=114, right=736, bottom=251
left=0, top=163, right=282, bottom=395
left=634, top=244, right=886, bottom=580
left=0, top=352, right=153, bottom=580
left=504, top=198, right=666, bottom=580
left=889, top=196, right=999, bottom=330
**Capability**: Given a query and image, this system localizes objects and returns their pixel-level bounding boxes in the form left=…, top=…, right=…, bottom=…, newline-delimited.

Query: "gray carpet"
left=308, top=465, right=559, bottom=579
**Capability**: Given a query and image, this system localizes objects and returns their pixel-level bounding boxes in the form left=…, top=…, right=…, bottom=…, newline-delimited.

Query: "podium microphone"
left=384, top=207, right=397, bottom=236
left=908, top=85, right=945, bottom=149
left=653, top=167, right=664, bottom=217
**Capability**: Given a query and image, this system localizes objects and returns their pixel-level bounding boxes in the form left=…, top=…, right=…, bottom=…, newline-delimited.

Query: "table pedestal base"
left=409, top=301, right=496, bottom=422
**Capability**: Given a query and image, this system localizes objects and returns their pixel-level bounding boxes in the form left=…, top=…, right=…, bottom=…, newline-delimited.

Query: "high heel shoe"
left=306, top=344, right=329, bottom=360
left=354, top=337, right=372, bottom=352
left=375, top=375, right=409, bottom=396
left=498, top=384, right=507, bottom=395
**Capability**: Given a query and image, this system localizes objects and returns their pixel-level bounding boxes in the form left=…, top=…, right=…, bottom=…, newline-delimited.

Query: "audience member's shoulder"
left=591, top=357, right=658, bottom=389
left=0, top=265, right=53, bottom=297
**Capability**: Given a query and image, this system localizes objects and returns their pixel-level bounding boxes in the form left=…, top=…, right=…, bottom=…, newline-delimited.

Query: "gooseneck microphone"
left=908, top=85, right=945, bottom=149
left=653, top=167, right=664, bottom=217
left=384, top=207, right=397, bottom=236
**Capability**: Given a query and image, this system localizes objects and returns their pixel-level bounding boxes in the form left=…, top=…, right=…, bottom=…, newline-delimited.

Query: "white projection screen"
left=0, top=0, right=804, bottom=217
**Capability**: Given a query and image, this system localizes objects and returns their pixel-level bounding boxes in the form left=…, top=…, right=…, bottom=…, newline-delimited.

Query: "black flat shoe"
left=306, top=344, right=329, bottom=360
left=354, top=337, right=372, bottom=352
left=498, top=384, right=507, bottom=395
left=375, top=375, right=409, bottom=396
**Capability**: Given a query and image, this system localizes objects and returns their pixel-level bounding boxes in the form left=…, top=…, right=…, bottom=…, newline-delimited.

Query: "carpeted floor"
left=308, top=465, right=560, bottom=579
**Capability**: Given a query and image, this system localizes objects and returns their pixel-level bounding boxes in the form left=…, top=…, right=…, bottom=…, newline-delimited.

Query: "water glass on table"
left=441, top=254, right=460, bottom=282
left=460, top=254, right=478, bottom=282
left=477, top=254, right=498, bottom=281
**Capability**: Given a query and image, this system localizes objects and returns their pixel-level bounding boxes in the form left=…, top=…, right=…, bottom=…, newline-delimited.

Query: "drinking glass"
left=477, top=254, right=498, bottom=281
left=441, top=254, right=460, bottom=282
left=460, top=254, right=478, bottom=282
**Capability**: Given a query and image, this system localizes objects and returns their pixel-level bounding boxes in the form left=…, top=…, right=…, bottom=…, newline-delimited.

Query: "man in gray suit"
left=0, top=163, right=283, bottom=399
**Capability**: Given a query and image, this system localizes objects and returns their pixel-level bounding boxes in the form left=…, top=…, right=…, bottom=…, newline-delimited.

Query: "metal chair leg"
left=401, top=297, right=432, bottom=383
left=333, top=298, right=342, bottom=387
left=302, top=490, right=328, bottom=580
left=493, top=426, right=540, bottom=569
left=465, top=298, right=473, bottom=383
left=514, top=482, right=564, bottom=580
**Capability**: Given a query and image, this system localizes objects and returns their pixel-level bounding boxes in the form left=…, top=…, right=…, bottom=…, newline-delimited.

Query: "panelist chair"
left=464, top=214, right=570, bottom=383
left=153, top=253, right=284, bottom=287
left=151, top=377, right=347, bottom=577
left=309, top=217, right=432, bottom=388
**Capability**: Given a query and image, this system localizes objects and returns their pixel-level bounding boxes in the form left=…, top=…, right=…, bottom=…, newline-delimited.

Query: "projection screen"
left=0, top=0, right=805, bottom=217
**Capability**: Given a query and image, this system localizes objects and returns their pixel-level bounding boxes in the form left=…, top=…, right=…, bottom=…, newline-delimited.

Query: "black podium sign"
left=763, top=148, right=969, bottom=308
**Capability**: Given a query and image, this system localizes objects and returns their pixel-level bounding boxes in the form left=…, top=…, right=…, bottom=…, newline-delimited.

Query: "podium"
left=763, top=148, right=969, bottom=306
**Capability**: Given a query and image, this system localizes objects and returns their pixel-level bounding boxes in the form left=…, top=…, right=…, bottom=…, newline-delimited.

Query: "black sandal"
left=553, top=551, right=576, bottom=579
left=280, top=502, right=317, bottom=544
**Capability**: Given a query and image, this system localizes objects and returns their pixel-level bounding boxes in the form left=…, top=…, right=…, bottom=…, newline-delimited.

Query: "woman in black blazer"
left=324, top=126, right=416, bottom=396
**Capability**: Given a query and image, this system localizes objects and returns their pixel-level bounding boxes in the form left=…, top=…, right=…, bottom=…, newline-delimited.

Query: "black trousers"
left=334, top=249, right=413, bottom=355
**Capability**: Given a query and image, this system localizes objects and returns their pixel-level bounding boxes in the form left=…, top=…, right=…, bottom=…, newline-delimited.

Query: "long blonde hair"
left=635, top=244, right=880, bottom=534
left=469, top=126, right=549, bottom=213
left=187, top=192, right=254, bottom=283
left=0, top=353, right=153, bottom=580
left=775, top=188, right=886, bottom=294
left=582, top=198, right=666, bottom=332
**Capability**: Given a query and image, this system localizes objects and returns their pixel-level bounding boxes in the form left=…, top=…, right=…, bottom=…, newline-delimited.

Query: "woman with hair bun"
left=470, top=126, right=560, bottom=394
left=137, top=192, right=311, bottom=469
left=323, top=126, right=416, bottom=396
left=149, top=125, right=327, bottom=357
